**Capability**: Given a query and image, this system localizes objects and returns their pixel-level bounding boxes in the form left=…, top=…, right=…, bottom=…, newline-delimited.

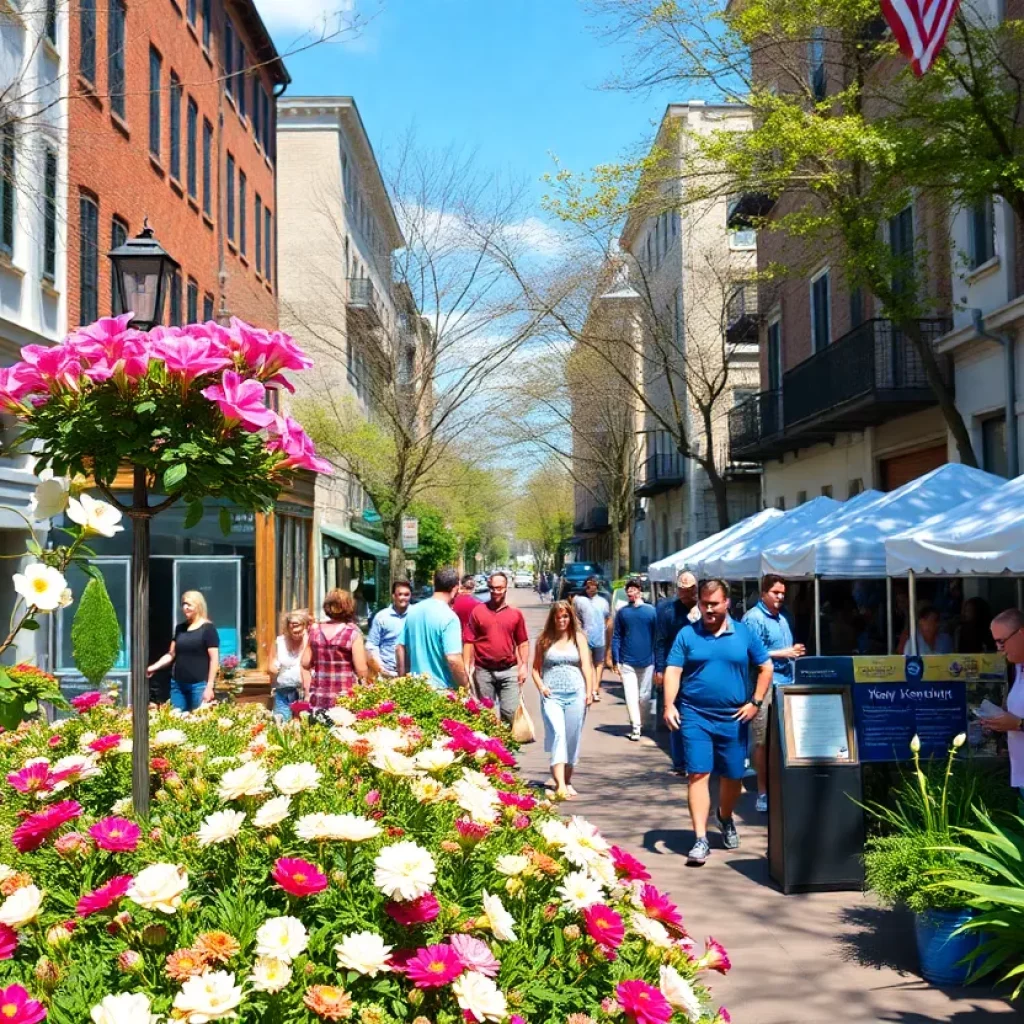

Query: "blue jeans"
left=274, top=687, right=300, bottom=721
left=541, top=687, right=587, bottom=766
left=170, top=679, right=206, bottom=712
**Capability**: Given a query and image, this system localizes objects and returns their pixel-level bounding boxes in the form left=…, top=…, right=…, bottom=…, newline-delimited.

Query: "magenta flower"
left=404, top=943, right=464, bottom=988
left=266, top=415, right=332, bottom=473
left=89, top=817, right=141, bottom=853
left=67, top=312, right=135, bottom=350
left=483, top=737, right=515, bottom=766
left=20, top=344, right=82, bottom=392
left=640, top=884, right=684, bottom=931
left=610, top=845, right=651, bottom=882
left=88, top=734, right=124, bottom=755
left=0, top=983, right=47, bottom=1024
left=714, top=1009, right=732, bottom=1024
left=7, top=760, right=54, bottom=795
left=70, top=691, right=110, bottom=712
left=81, top=336, right=150, bottom=384
left=232, top=318, right=313, bottom=383
left=454, top=819, right=490, bottom=844
left=0, top=923, right=17, bottom=959
left=201, top=371, right=276, bottom=431
left=449, top=934, right=500, bottom=978
left=271, top=857, right=329, bottom=897
left=152, top=334, right=232, bottom=384
left=11, top=800, right=82, bottom=852
left=616, top=980, right=673, bottom=1024
left=385, top=893, right=440, bottom=927
left=497, top=790, right=535, bottom=811
left=75, top=874, right=133, bottom=918
left=582, top=904, right=625, bottom=950
left=0, top=365, right=40, bottom=411
left=699, top=937, right=731, bottom=975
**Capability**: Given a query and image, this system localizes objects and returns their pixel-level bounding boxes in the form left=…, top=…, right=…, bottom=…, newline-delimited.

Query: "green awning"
left=320, top=524, right=390, bottom=560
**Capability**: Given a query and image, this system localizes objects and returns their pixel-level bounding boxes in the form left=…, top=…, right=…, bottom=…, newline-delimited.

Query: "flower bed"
left=0, top=680, right=731, bottom=1023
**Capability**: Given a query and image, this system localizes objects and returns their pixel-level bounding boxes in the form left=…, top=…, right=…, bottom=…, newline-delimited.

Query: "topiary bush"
left=70, top=577, right=122, bottom=686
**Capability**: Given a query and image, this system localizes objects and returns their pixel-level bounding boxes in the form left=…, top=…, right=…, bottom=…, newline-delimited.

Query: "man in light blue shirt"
left=366, top=579, right=413, bottom=677
left=395, top=567, right=468, bottom=690
left=573, top=576, right=611, bottom=699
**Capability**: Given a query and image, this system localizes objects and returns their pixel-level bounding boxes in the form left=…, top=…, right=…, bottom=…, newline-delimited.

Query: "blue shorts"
left=680, top=708, right=747, bottom=778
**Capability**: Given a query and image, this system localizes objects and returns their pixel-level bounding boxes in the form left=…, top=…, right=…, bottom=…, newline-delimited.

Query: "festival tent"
left=700, top=495, right=840, bottom=580
left=647, top=508, right=783, bottom=582
left=760, top=463, right=1005, bottom=579
left=885, top=473, right=1024, bottom=577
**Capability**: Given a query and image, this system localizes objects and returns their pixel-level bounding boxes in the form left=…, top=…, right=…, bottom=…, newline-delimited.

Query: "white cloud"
left=255, top=0, right=362, bottom=39
left=506, top=216, right=567, bottom=261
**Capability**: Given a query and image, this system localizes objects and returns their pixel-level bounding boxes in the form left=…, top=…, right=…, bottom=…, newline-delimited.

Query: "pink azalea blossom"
left=386, top=893, right=440, bottom=927
left=0, top=983, right=47, bottom=1024
left=75, top=874, right=133, bottom=918
left=404, top=943, right=464, bottom=988
left=11, top=800, right=82, bottom=852
left=7, top=760, right=53, bottom=795
left=152, top=334, right=232, bottom=383
left=0, top=923, right=17, bottom=959
left=449, top=934, right=500, bottom=978
left=89, top=817, right=141, bottom=853
left=201, top=371, right=276, bottom=431
left=616, top=980, right=673, bottom=1024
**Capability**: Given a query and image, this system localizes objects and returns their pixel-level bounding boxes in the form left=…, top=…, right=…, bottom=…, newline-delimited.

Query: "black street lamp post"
left=108, top=219, right=180, bottom=332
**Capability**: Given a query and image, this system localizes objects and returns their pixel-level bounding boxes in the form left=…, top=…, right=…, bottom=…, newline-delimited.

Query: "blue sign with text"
left=852, top=681, right=967, bottom=762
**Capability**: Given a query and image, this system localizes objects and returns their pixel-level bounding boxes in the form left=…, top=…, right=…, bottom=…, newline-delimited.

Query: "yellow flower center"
left=428, top=961, right=446, bottom=973
left=110, top=829, right=122, bottom=838
left=31, top=578, right=49, bottom=594
left=321, top=987, right=340, bottom=1002
left=2, top=1004, right=17, bottom=1018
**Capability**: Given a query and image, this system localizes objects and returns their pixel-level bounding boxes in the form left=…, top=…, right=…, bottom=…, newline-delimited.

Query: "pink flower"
left=71, top=691, right=111, bottom=712
left=89, top=817, right=141, bottom=853
left=404, top=943, right=464, bottom=988
left=376, top=700, right=396, bottom=714
left=88, top=734, right=124, bottom=755
left=47, top=736, right=62, bottom=749
left=232, top=319, right=312, bottom=383
left=714, top=1010, right=731, bottom=1024
left=640, top=885, right=684, bottom=931
left=0, top=365, right=40, bottom=411
left=610, top=845, right=651, bottom=882
left=20, top=343, right=83, bottom=392
left=201, top=370, right=276, bottom=431
left=582, top=904, right=624, bottom=950
left=267, top=414, right=332, bottom=474
left=272, top=857, right=329, bottom=897
left=454, top=819, right=489, bottom=844
left=0, top=983, right=47, bottom=1024
left=699, top=937, right=731, bottom=975
left=67, top=312, right=135, bottom=352
left=71, top=319, right=151, bottom=384
left=152, top=334, right=232, bottom=383
left=616, top=980, right=673, bottom=1024
left=290, top=699, right=312, bottom=716
left=511, top=814, right=530, bottom=830
left=54, top=832, right=91, bottom=857
left=483, top=738, right=515, bottom=766
left=75, top=874, right=133, bottom=918
left=497, top=790, right=535, bottom=811
left=364, top=790, right=381, bottom=806
left=7, top=761, right=53, bottom=795
left=449, top=934, right=500, bottom=978
left=386, top=893, right=440, bottom=927
left=11, top=800, right=82, bottom=852
left=0, top=923, right=17, bottom=959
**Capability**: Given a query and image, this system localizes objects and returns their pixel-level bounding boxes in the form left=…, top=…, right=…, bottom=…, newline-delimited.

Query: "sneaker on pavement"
left=687, top=837, right=711, bottom=865
left=717, top=809, right=740, bottom=850
left=755, top=793, right=768, bottom=813
left=628, top=726, right=641, bottom=742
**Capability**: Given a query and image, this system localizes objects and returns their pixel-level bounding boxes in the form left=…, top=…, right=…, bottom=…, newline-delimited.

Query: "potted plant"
left=0, top=664, right=67, bottom=731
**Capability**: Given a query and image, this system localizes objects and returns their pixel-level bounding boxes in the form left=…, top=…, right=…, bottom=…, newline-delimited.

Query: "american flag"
left=880, top=0, right=963, bottom=76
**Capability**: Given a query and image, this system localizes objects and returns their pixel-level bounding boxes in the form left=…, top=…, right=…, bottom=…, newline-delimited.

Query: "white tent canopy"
left=700, top=495, right=840, bottom=580
left=761, top=463, right=1005, bottom=579
left=648, top=508, right=783, bottom=582
left=885, top=473, right=1024, bottom=577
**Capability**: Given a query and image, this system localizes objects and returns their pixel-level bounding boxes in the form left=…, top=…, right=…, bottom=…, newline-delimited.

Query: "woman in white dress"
left=269, top=610, right=309, bottom=720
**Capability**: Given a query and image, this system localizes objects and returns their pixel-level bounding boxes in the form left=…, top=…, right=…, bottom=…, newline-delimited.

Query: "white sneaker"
left=756, top=793, right=768, bottom=813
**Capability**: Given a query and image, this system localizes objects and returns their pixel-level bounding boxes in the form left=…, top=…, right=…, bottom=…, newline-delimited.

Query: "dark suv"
left=557, top=563, right=605, bottom=601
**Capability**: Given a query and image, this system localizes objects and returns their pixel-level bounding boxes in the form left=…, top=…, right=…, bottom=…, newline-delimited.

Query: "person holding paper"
left=981, top=609, right=1024, bottom=796
left=663, top=578, right=773, bottom=866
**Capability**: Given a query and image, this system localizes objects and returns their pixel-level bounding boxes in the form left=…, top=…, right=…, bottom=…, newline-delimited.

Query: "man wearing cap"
left=655, top=571, right=701, bottom=774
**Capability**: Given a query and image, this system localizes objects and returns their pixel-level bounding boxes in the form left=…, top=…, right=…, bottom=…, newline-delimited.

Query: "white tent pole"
left=886, top=576, right=894, bottom=654
left=908, top=570, right=918, bottom=653
left=814, top=574, right=821, bottom=655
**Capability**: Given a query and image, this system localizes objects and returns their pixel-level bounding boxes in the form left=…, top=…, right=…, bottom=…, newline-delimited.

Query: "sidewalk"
left=511, top=591, right=1019, bottom=1023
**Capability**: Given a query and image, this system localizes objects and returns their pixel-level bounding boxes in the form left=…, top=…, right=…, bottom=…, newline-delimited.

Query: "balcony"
left=346, top=278, right=384, bottom=330
left=635, top=452, right=686, bottom=497
left=727, top=192, right=776, bottom=229
left=728, top=318, right=952, bottom=462
left=726, top=284, right=759, bottom=344
left=586, top=505, right=609, bottom=531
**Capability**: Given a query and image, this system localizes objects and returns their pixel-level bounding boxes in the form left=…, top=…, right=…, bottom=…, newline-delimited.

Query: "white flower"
left=366, top=726, right=406, bottom=752
left=586, top=854, right=617, bottom=888
left=67, top=494, right=125, bottom=538
left=567, top=816, right=609, bottom=852
left=217, top=717, right=234, bottom=730
left=58, top=587, right=74, bottom=608
left=110, top=797, right=133, bottom=815
left=494, top=854, right=530, bottom=877
left=373, top=841, right=437, bottom=901
left=414, top=746, right=456, bottom=773
left=172, top=970, right=243, bottom=1024
left=630, top=911, right=672, bottom=948
left=197, top=810, right=246, bottom=847
left=324, top=706, right=356, bottom=727
left=334, top=930, right=393, bottom=976
left=127, top=864, right=188, bottom=914
left=481, top=890, right=517, bottom=942
left=660, top=963, right=703, bottom=1021
left=254, top=916, right=307, bottom=963
left=30, top=473, right=69, bottom=521
left=50, top=753, right=101, bottom=790
left=330, top=725, right=361, bottom=745
left=409, top=777, right=445, bottom=803
left=453, top=971, right=508, bottom=1023
left=249, top=956, right=292, bottom=994
left=90, top=991, right=161, bottom=1024
left=0, top=865, right=15, bottom=884
left=217, top=761, right=269, bottom=801
left=13, top=563, right=68, bottom=612
left=538, top=818, right=570, bottom=847
left=453, top=779, right=500, bottom=824
left=302, top=812, right=380, bottom=843
left=0, top=884, right=43, bottom=928
left=272, top=762, right=321, bottom=795
left=371, top=748, right=420, bottom=777
left=556, top=871, right=605, bottom=911
left=253, top=796, right=291, bottom=829
left=152, top=729, right=188, bottom=748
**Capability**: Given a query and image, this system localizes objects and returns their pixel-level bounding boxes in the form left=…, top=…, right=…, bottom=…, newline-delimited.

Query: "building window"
left=796, top=490, right=808, bottom=506
left=187, top=278, right=198, bottom=323
left=264, top=207, right=271, bottom=285
left=889, top=204, right=914, bottom=297
left=42, top=149, right=57, bottom=280
left=238, top=171, right=246, bottom=255
left=767, top=318, right=782, bottom=391
left=148, top=48, right=161, bottom=158
left=202, top=119, right=212, bottom=216
left=169, top=73, right=181, bottom=180
left=848, top=478, right=863, bottom=498
left=810, top=269, right=831, bottom=353
left=982, top=415, right=1008, bottom=478
left=260, top=88, right=270, bottom=153
left=809, top=27, right=826, bottom=102
left=79, top=194, right=99, bottom=325
left=276, top=515, right=311, bottom=616
left=187, top=0, right=196, bottom=25
left=821, top=484, right=833, bottom=498
left=236, top=43, right=246, bottom=118
left=849, top=286, right=864, bottom=329
left=226, top=153, right=235, bottom=240
left=254, top=194, right=262, bottom=273
left=732, top=387, right=756, bottom=408
left=730, top=228, right=756, bottom=249
left=169, top=269, right=182, bottom=327
left=775, top=496, right=786, bottom=511
left=202, top=0, right=211, bottom=48
left=202, top=293, right=214, bottom=321
left=224, top=19, right=235, bottom=99
left=80, top=0, right=96, bottom=83
left=968, top=197, right=995, bottom=270
left=107, top=0, right=126, bottom=119
left=110, top=217, right=127, bottom=313
left=45, top=0, right=57, bottom=44
left=0, top=123, right=13, bottom=255
left=186, top=98, right=197, bottom=198
left=673, top=288, right=683, bottom=349
left=252, top=76, right=261, bottom=146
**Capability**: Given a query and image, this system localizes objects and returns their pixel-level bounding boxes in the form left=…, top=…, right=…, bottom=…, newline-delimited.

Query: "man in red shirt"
left=452, top=574, right=480, bottom=633
left=464, top=572, right=529, bottom=723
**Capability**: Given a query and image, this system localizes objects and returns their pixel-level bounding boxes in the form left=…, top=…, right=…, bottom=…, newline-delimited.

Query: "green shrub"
left=70, top=576, right=121, bottom=685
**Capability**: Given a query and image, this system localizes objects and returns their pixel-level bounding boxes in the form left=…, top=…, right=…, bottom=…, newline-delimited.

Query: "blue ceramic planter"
left=914, top=908, right=981, bottom=985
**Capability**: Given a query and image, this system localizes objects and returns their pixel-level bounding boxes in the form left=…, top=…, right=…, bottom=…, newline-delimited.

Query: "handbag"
left=511, top=698, right=536, bottom=743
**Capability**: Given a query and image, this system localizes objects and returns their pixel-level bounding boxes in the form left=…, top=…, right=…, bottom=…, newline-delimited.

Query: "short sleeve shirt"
left=465, top=603, right=529, bottom=669
left=397, top=598, right=463, bottom=690
left=667, top=616, right=770, bottom=721
left=573, top=594, right=610, bottom=648
left=173, top=621, right=220, bottom=685
left=742, top=601, right=795, bottom=684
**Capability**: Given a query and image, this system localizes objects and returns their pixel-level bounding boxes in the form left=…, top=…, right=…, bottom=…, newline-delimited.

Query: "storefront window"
left=276, top=513, right=311, bottom=617
left=321, top=537, right=379, bottom=622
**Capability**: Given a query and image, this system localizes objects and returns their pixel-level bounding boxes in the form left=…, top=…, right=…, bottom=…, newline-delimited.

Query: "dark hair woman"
left=300, top=588, right=367, bottom=709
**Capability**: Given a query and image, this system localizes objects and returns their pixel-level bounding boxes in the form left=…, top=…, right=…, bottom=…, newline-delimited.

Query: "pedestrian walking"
left=533, top=599, right=595, bottom=800
left=538, top=572, right=551, bottom=602
left=609, top=577, right=657, bottom=741
left=663, top=578, right=772, bottom=865
left=655, top=571, right=701, bottom=773
left=365, top=579, right=413, bottom=678
left=269, top=609, right=310, bottom=720
left=742, top=574, right=805, bottom=812
left=979, top=608, right=1024, bottom=799
left=395, top=567, right=469, bottom=691
left=147, top=590, right=220, bottom=712
left=453, top=574, right=480, bottom=632
left=301, top=588, right=367, bottom=709
left=464, top=571, right=530, bottom=723
left=573, top=576, right=611, bottom=701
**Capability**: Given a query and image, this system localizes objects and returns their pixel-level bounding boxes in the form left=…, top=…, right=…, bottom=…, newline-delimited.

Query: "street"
left=507, top=588, right=1018, bottom=1024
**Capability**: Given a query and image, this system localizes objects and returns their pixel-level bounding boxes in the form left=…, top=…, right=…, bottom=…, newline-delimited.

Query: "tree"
left=514, top=462, right=575, bottom=572
left=404, top=501, right=460, bottom=584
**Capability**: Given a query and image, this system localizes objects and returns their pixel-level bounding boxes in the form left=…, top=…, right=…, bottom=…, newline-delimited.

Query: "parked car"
left=513, top=571, right=533, bottom=588
left=474, top=575, right=490, bottom=594
left=556, top=562, right=605, bottom=600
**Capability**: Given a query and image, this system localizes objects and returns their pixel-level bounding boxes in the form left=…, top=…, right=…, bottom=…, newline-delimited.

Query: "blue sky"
left=257, top=0, right=679, bottom=212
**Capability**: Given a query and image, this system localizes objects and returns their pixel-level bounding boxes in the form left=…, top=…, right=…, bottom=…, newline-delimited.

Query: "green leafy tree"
left=515, top=462, right=575, bottom=572
left=405, top=502, right=460, bottom=583
left=71, top=577, right=123, bottom=686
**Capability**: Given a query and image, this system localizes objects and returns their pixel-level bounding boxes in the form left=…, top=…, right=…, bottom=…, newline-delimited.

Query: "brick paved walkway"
left=509, top=589, right=1019, bottom=1023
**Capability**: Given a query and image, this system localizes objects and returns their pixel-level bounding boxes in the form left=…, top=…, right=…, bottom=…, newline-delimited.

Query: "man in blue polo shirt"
left=743, top=574, right=805, bottom=813
left=663, top=578, right=772, bottom=865
left=365, top=579, right=413, bottom=677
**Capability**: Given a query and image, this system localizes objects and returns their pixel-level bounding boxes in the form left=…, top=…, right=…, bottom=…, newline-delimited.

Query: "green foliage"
left=405, top=502, right=460, bottom=582
left=71, top=577, right=122, bottom=686
left=514, top=462, right=574, bottom=570
left=0, top=664, right=67, bottom=729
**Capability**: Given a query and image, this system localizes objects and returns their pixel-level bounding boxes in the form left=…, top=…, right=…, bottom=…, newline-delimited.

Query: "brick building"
left=66, top=0, right=287, bottom=330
